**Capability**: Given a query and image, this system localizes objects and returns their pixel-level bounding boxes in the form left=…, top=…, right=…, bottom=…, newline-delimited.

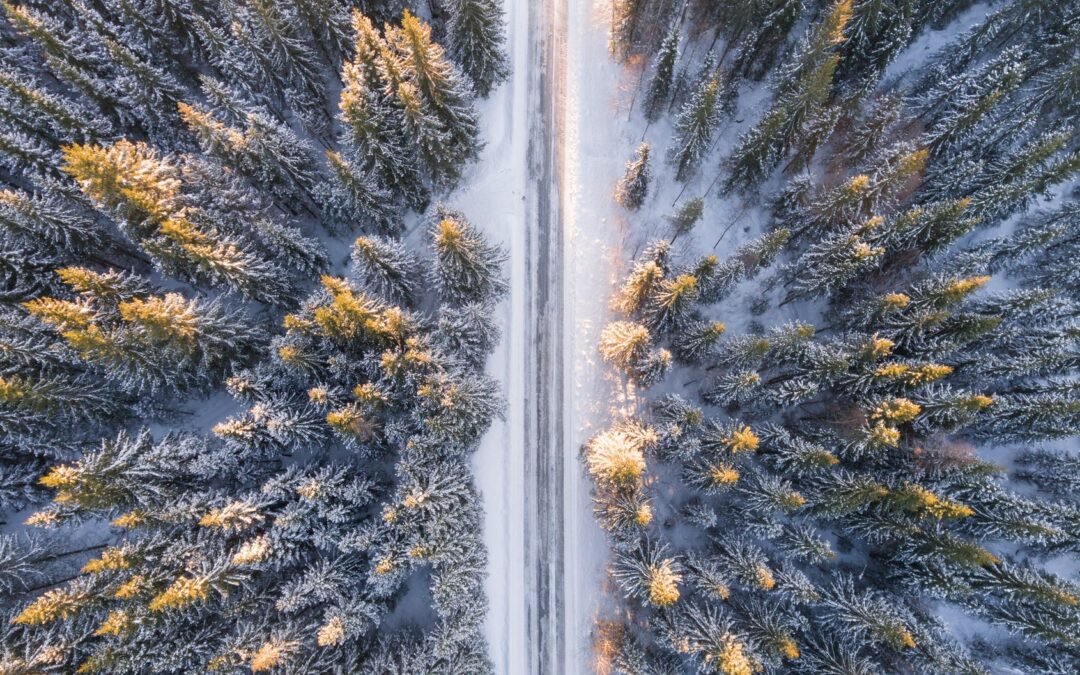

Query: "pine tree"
left=646, top=273, right=699, bottom=332
left=883, top=198, right=979, bottom=255
left=60, top=141, right=296, bottom=303
left=430, top=207, right=507, bottom=305
left=660, top=601, right=760, bottom=674
left=615, top=143, right=651, bottom=210
left=783, top=223, right=885, bottom=302
left=26, top=270, right=265, bottom=395
left=614, top=257, right=665, bottom=316
left=59, top=140, right=180, bottom=242
left=351, top=235, right=422, bottom=305
left=840, top=93, right=904, bottom=165
left=977, top=382, right=1080, bottom=442
left=0, top=182, right=110, bottom=257
left=969, top=131, right=1080, bottom=225
left=179, top=102, right=320, bottom=205
left=155, top=215, right=296, bottom=304
left=599, top=321, right=652, bottom=371
left=727, top=0, right=851, bottom=190
left=611, top=0, right=645, bottom=60
left=705, top=369, right=763, bottom=405
left=643, top=20, right=679, bottom=121
left=669, top=197, right=704, bottom=241
left=436, top=301, right=500, bottom=368
left=339, top=11, right=426, bottom=208
left=290, top=0, right=352, bottom=62
left=585, top=421, right=656, bottom=488
left=635, top=347, right=672, bottom=388
left=612, top=537, right=682, bottom=608
left=1015, top=450, right=1080, bottom=502
left=0, top=128, right=59, bottom=176
left=396, top=80, right=458, bottom=187
left=439, top=0, right=509, bottom=97
left=321, top=149, right=401, bottom=233
left=733, top=0, right=804, bottom=81
left=231, top=0, right=327, bottom=130
left=819, top=577, right=917, bottom=650
left=388, top=10, right=481, bottom=184
left=917, top=46, right=1027, bottom=132
left=670, top=72, right=725, bottom=181
left=96, top=31, right=186, bottom=136
left=837, top=0, right=914, bottom=83
left=0, top=68, right=110, bottom=142
left=250, top=215, right=328, bottom=278
left=0, top=372, right=122, bottom=430
left=673, top=320, right=726, bottom=364
left=198, top=73, right=253, bottom=124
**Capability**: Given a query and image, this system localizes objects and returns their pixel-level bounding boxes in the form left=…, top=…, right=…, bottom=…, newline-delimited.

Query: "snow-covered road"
left=561, top=0, right=632, bottom=672
left=463, top=0, right=629, bottom=672
left=452, top=0, right=530, bottom=669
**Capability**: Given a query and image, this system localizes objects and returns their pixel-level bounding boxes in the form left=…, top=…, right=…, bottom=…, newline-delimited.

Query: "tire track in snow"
left=526, top=0, right=567, bottom=670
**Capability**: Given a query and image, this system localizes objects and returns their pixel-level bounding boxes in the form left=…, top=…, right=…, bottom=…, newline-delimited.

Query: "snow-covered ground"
left=562, top=0, right=636, bottom=671
left=449, top=0, right=530, bottom=669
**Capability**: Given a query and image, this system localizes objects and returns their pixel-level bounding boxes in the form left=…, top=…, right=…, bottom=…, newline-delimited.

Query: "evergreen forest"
left=0, top=0, right=509, bottom=672
left=1, top=0, right=1079, bottom=673
left=592, top=0, right=1080, bottom=673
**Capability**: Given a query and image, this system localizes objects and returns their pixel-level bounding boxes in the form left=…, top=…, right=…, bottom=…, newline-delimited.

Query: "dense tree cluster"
left=0, top=0, right=508, bottom=672
left=596, top=1, right=1080, bottom=673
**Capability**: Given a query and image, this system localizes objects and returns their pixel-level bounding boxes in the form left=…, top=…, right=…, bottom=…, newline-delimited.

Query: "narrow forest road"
left=525, top=0, right=566, bottom=671
left=470, top=0, right=619, bottom=672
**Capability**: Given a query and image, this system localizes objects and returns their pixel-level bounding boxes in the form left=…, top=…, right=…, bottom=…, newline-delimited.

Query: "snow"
left=561, top=0, right=644, bottom=671
left=449, top=0, right=530, bottom=670
left=881, top=3, right=993, bottom=86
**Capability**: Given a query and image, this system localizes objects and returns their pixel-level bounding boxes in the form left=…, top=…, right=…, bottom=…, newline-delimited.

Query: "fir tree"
left=643, top=20, right=679, bottom=121
left=439, top=0, right=509, bottom=97
left=600, top=320, right=652, bottom=372
left=60, top=141, right=296, bottom=303
left=351, top=235, right=422, bottom=305
left=611, top=0, right=645, bottom=60
left=670, top=72, right=725, bottom=181
left=339, top=11, right=426, bottom=208
left=388, top=10, right=481, bottom=185
left=669, top=197, right=704, bottom=241
left=0, top=68, right=110, bottom=142
left=612, top=538, right=682, bottom=608
left=26, top=270, right=265, bottom=395
left=733, top=0, right=804, bottom=81
left=429, top=207, right=508, bottom=305
left=321, top=149, right=401, bottom=233
left=0, top=182, right=111, bottom=257
left=646, top=273, right=699, bottom=332
left=615, top=143, right=652, bottom=211
left=837, top=0, right=915, bottom=83
left=673, top=320, right=726, bottom=364
left=178, top=102, right=321, bottom=205
left=0, top=4, right=503, bottom=671
left=727, top=0, right=851, bottom=190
